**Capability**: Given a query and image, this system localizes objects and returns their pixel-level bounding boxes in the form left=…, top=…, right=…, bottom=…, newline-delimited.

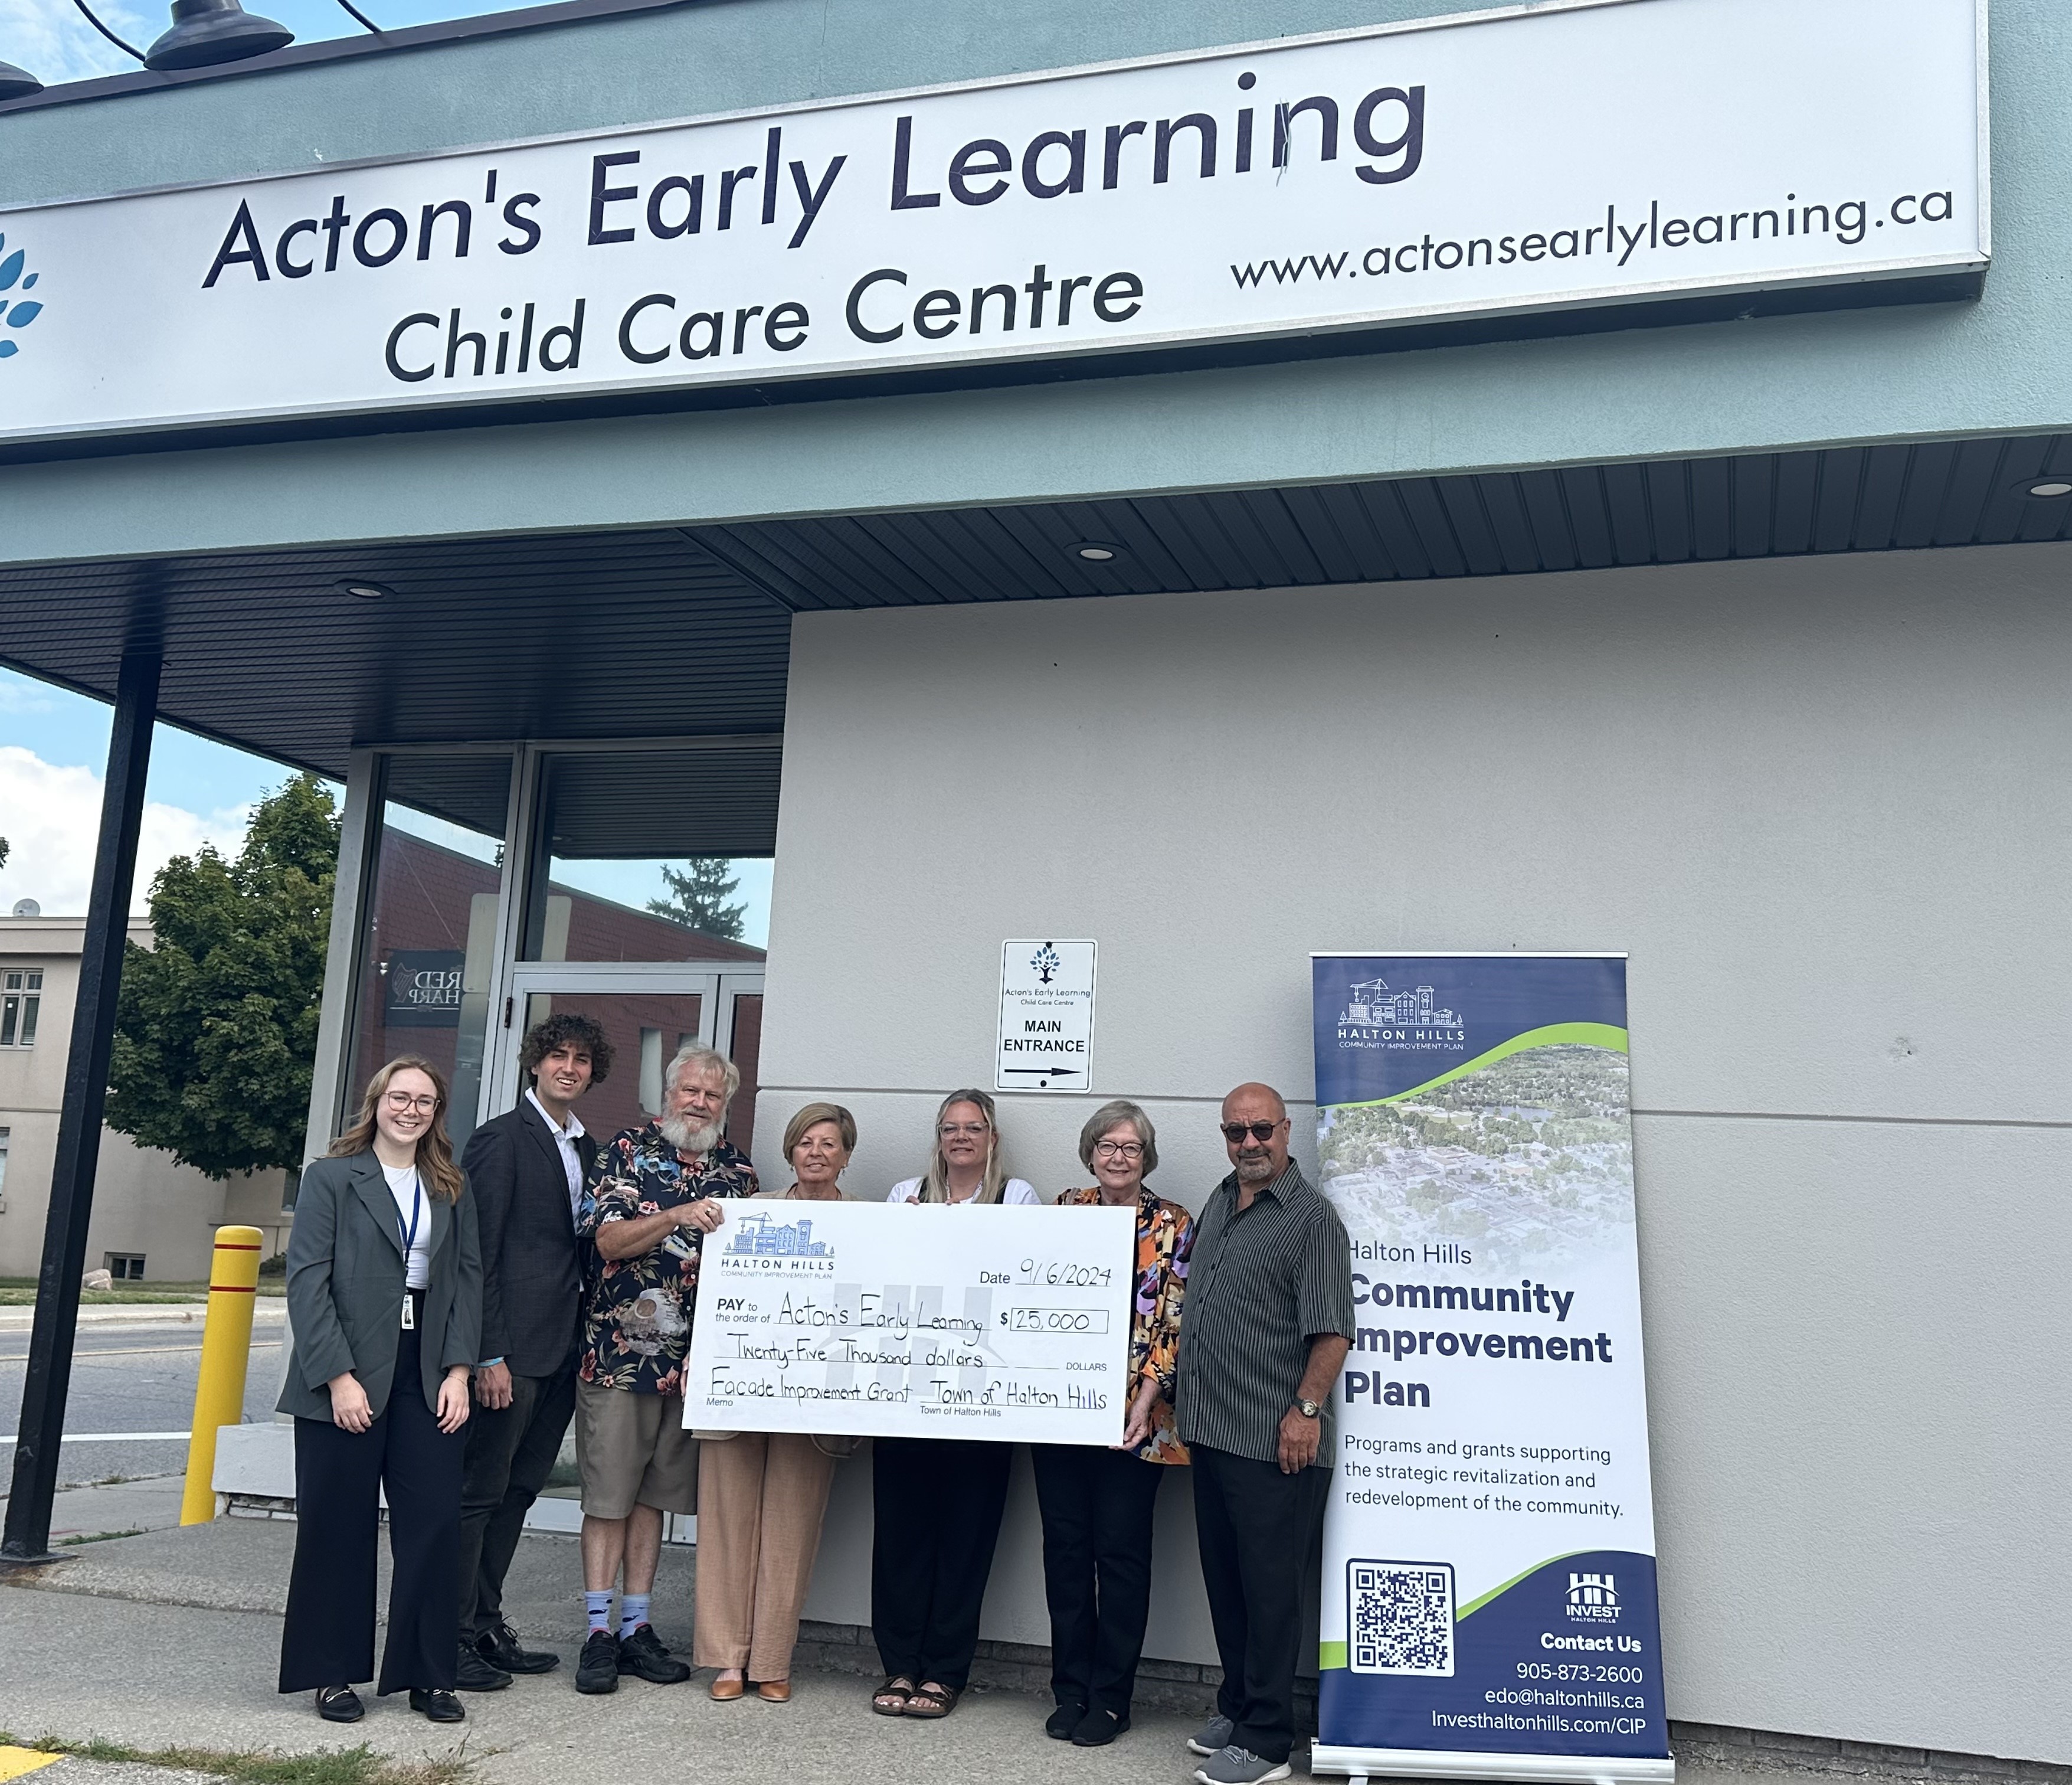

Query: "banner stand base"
left=1311, top=1744, right=1675, bottom=1784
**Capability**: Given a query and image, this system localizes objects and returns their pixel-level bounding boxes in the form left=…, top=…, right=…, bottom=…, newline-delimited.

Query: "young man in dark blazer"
left=452, top=1013, right=611, bottom=1691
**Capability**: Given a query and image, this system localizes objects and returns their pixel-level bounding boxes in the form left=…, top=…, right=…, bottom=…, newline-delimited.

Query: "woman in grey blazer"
left=277, top=1055, right=483, bottom=1724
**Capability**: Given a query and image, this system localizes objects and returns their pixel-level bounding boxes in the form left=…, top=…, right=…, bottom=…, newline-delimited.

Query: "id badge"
left=400, top=1294, right=415, bottom=1330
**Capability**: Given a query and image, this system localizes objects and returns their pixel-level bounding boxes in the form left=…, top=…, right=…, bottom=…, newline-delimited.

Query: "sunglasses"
left=1220, top=1120, right=1282, bottom=1143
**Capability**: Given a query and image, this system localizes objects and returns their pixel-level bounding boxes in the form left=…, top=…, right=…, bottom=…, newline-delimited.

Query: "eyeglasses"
left=384, top=1091, right=438, bottom=1115
left=1220, top=1120, right=1281, bottom=1143
left=1093, top=1141, right=1144, bottom=1160
left=938, top=1122, right=991, bottom=1139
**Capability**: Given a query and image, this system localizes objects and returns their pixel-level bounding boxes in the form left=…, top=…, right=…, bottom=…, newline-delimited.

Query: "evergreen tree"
left=646, top=858, right=747, bottom=940
left=107, top=773, right=339, bottom=1178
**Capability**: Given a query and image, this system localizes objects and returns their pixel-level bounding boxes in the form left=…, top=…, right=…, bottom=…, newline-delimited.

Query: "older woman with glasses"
left=1033, top=1099, right=1193, bottom=1747
left=696, top=1101, right=864, bottom=1704
left=870, top=1089, right=1037, bottom=1721
left=277, top=1056, right=483, bottom=1727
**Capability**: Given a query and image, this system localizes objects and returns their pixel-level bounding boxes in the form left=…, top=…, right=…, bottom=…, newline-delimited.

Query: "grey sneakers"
left=1193, top=1745, right=1293, bottom=1785
left=1187, top=1715, right=1236, bottom=1756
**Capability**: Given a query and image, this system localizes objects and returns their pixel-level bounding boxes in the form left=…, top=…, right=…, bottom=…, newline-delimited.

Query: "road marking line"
left=0, top=1431, right=213, bottom=1443
left=0, top=1745, right=63, bottom=1779
left=0, top=1342, right=283, bottom=1361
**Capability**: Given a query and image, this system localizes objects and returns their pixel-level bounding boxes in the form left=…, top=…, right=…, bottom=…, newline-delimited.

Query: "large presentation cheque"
left=683, top=1200, right=1136, bottom=1444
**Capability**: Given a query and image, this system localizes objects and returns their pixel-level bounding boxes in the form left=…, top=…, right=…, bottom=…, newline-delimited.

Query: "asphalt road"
left=0, top=1312, right=284, bottom=1489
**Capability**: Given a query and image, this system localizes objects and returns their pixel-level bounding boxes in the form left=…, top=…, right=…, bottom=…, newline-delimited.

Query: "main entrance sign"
left=0, top=0, right=1985, bottom=445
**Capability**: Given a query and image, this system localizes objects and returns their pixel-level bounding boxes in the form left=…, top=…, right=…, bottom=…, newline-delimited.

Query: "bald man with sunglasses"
left=1172, top=1083, right=1354, bottom=1785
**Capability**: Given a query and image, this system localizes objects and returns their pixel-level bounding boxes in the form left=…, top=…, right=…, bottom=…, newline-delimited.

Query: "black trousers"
left=1031, top=1443, right=1167, bottom=1714
left=455, top=1353, right=577, bottom=1638
left=870, top=1437, right=1012, bottom=1691
left=279, top=1325, right=466, bottom=1696
left=1191, top=1444, right=1330, bottom=1765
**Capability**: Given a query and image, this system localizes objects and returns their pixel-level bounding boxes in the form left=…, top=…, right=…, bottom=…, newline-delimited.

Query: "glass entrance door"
left=492, top=962, right=763, bottom=1541
left=487, top=965, right=768, bottom=1164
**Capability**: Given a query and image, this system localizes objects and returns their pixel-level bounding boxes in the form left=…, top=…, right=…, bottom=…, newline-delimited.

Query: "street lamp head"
left=144, top=0, right=293, bottom=71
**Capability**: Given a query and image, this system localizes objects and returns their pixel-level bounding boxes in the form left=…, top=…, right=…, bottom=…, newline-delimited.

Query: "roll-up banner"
left=1310, top=953, right=1670, bottom=1784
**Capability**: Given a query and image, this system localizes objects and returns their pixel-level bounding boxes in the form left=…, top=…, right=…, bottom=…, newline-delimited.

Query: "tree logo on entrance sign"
left=0, top=233, right=42, bottom=360
left=1030, top=942, right=1061, bottom=985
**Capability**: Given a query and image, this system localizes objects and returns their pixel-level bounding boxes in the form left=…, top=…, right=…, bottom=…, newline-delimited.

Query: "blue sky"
left=5, top=0, right=541, bottom=89
left=0, top=665, right=773, bottom=942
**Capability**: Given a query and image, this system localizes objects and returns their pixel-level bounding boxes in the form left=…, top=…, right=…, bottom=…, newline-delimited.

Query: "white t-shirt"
left=381, top=1162, right=432, bottom=1290
left=886, top=1175, right=1040, bottom=1206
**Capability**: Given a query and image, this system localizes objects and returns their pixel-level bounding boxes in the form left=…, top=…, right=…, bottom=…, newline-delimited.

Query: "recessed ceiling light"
left=1073, top=541, right=1122, bottom=563
left=2027, top=480, right=2072, bottom=499
left=336, top=579, right=394, bottom=600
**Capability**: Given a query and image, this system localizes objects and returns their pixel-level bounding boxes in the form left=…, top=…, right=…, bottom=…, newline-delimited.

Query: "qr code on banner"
left=1348, top=1560, right=1456, bottom=1676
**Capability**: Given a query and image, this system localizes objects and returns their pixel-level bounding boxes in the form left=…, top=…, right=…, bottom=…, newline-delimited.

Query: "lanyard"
left=397, top=1172, right=423, bottom=1257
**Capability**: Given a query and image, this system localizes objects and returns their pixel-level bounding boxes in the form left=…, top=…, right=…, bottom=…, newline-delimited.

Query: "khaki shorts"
left=574, top=1379, right=699, bottom=1518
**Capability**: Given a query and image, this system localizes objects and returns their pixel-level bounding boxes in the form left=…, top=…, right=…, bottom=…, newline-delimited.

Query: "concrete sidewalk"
left=0, top=1510, right=2050, bottom=1785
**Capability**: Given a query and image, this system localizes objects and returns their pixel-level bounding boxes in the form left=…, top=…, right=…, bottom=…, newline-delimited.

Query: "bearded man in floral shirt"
left=570, top=1044, right=758, bottom=1694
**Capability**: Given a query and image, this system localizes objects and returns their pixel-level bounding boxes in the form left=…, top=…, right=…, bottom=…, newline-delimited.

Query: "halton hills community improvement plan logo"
left=0, top=233, right=44, bottom=361
left=722, top=1210, right=836, bottom=1271
left=1337, top=976, right=1468, bottom=1054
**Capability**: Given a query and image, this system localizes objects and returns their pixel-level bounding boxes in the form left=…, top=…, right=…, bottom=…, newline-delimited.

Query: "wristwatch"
left=1294, top=1398, right=1322, bottom=1419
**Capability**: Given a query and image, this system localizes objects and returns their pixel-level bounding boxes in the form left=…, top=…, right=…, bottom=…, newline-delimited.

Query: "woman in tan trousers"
left=695, top=1101, right=861, bottom=1702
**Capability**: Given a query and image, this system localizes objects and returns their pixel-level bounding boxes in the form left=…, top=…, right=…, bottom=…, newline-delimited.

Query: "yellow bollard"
left=179, top=1224, right=264, bottom=1525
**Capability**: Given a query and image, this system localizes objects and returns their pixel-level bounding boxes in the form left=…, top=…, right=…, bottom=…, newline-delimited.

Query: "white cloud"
left=0, top=746, right=250, bottom=917
left=0, top=0, right=157, bottom=85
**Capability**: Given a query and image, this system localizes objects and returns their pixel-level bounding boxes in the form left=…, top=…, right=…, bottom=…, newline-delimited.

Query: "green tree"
left=0, top=836, right=9, bottom=868
left=107, top=773, right=339, bottom=1178
left=646, top=858, right=747, bottom=941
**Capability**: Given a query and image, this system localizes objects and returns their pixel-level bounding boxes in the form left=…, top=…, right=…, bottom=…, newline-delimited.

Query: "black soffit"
left=2, top=433, right=2070, bottom=831
left=694, top=434, right=2072, bottom=607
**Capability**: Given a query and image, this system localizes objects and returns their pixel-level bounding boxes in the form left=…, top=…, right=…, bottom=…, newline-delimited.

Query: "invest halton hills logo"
left=1337, top=976, right=1468, bottom=1054
left=1566, top=1571, right=1622, bottom=1624
left=0, top=235, right=42, bottom=360
left=724, top=1209, right=834, bottom=1267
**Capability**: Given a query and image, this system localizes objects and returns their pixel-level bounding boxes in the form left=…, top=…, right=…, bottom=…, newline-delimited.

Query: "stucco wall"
left=760, top=541, right=2071, bottom=1760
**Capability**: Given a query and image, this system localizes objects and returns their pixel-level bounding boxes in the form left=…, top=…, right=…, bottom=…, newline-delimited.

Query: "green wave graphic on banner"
left=1336, top=1022, right=1629, bottom=1110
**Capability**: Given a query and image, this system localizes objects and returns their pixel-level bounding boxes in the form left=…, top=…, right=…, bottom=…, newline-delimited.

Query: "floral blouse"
left=576, top=1124, right=758, bottom=1396
left=1056, top=1185, right=1193, bottom=1464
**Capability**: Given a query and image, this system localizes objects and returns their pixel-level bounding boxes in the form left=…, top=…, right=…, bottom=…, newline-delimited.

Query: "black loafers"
left=1073, top=1707, right=1130, bottom=1746
left=409, top=1688, right=465, bottom=1723
left=454, top=1643, right=512, bottom=1692
left=1047, top=1701, right=1087, bottom=1739
left=315, top=1685, right=363, bottom=1723
left=479, top=1620, right=561, bottom=1675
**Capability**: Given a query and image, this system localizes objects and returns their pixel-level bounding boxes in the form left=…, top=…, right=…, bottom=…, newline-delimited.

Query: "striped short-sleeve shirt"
left=1174, top=1162, right=1356, bottom=1469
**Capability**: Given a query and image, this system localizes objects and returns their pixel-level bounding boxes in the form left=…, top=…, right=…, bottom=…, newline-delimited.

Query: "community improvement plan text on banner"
left=1310, top=953, right=1671, bottom=1784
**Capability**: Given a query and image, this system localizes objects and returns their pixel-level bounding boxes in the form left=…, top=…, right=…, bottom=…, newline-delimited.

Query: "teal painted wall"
left=0, top=0, right=2064, bottom=566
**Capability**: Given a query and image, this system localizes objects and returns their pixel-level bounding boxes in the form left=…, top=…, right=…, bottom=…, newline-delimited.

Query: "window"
left=0, top=969, right=42, bottom=1047
left=104, top=1253, right=146, bottom=1281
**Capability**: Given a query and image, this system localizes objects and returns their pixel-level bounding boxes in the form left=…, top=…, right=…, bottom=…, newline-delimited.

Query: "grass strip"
left=0, top=1734, right=469, bottom=1785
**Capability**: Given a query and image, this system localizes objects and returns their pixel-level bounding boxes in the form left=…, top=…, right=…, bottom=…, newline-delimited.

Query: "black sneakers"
left=454, top=1643, right=512, bottom=1692
left=408, top=1688, right=466, bottom=1723
left=478, top=1620, right=561, bottom=1675
left=617, top=1623, right=692, bottom=1685
left=315, top=1685, right=363, bottom=1723
left=575, top=1630, right=621, bottom=1694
